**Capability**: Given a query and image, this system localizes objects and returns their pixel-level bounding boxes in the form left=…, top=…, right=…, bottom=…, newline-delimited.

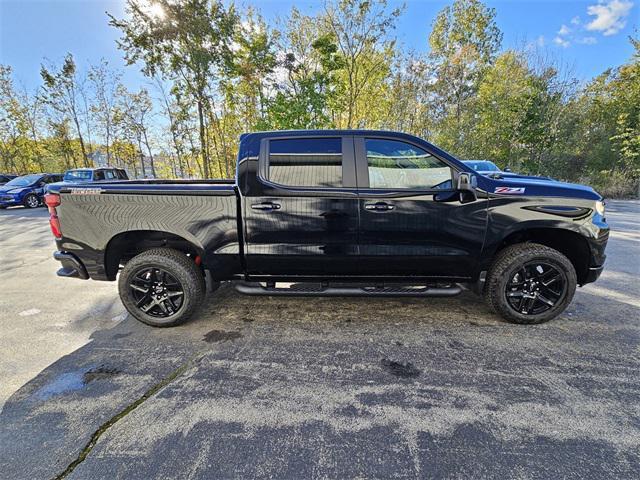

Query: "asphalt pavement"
left=0, top=201, right=638, bottom=479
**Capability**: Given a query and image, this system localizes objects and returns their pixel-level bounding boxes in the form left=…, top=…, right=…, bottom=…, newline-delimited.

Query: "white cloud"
left=558, top=24, right=572, bottom=35
left=571, top=16, right=582, bottom=25
left=553, top=36, right=571, bottom=48
left=586, top=0, right=634, bottom=36
left=536, top=35, right=546, bottom=47
left=579, top=36, right=599, bottom=44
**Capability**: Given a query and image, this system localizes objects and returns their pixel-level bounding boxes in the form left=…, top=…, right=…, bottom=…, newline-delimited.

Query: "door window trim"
left=257, top=135, right=358, bottom=194
left=355, top=135, right=460, bottom=193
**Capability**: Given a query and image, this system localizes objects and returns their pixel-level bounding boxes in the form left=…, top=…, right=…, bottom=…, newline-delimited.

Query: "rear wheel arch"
left=490, top=227, right=591, bottom=285
left=104, top=230, right=205, bottom=280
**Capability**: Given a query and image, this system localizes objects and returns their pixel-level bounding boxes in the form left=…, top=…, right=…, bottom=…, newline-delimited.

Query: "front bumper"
left=0, top=195, right=21, bottom=206
left=53, top=251, right=89, bottom=280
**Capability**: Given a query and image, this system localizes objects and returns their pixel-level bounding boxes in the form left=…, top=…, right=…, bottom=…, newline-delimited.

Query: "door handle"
left=364, top=202, right=395, bottom=212
left=251, top=202, right=281, bottom=211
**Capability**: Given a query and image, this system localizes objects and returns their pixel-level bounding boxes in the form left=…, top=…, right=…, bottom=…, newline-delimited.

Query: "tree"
left=89, top=60, right=122, bottom=165
left=117, top=86, right=156, bottom=178
left=323, top=0, right=401, bottom=128
left=109, top=0, right=238, bottom=178
left=40, top=54, right=91, bottom=166
left=428, top=0, right=503, bottom=155
left=261, top=8, right=340, bottom=130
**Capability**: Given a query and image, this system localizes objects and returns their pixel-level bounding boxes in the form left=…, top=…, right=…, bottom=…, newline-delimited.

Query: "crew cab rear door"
left=243, top=135, right=359, bottom=276
left=355, top=135, right=487, bottom=279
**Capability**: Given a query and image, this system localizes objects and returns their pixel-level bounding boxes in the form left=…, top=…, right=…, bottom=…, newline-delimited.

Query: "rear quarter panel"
left=56, top=187, right=239, bottom=280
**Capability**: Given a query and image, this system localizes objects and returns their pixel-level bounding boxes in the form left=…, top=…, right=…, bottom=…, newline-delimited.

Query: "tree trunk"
left=142, top=128, right=156, bottom=178
left=137, top=137, right=146, bottom=178
left=197, top=98, right=209, bottom=178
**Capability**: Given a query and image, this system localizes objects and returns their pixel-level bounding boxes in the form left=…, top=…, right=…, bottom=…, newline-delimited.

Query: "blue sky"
left=0, top=0, right=637, bottom=93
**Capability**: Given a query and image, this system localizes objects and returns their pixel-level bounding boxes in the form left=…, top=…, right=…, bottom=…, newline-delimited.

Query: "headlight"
left=595, top=200, right=606, bottom=216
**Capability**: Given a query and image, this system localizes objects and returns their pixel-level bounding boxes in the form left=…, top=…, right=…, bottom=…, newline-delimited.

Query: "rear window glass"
left=267, top=138, right=342, bottom=188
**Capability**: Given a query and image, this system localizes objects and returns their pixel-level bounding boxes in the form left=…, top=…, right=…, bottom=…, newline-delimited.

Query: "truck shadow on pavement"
left=1, top=284, right=639, bottom=479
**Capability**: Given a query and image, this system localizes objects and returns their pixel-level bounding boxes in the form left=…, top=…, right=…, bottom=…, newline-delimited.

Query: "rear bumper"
left=53, top=251, right=89, bottom=280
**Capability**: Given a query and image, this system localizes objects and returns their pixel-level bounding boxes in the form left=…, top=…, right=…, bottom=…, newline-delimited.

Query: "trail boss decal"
left=494, top=186, right=525, bottom=194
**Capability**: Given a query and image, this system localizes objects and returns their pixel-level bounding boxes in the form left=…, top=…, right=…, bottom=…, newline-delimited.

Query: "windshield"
left=463, top=161, right=500, bottom=172
left=64, top=170, right=93, bottom=182
left=4, top=174, right=42, bottom=187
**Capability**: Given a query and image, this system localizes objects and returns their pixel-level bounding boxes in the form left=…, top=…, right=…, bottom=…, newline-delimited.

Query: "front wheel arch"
left=487, top=227, right=591, bottom=285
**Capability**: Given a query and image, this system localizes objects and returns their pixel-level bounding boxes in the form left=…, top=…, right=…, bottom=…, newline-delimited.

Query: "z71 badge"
left=494, top=187, right=525, bottom=194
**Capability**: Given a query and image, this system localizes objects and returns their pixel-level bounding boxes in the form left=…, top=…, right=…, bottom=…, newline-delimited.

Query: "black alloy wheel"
left=483, top=243, right=577, bottom=324
left=129, top=267, right=185, bottom=318
left=505, top=262, right=566, bottom=315
left=118, top=248, right=205, bottom=327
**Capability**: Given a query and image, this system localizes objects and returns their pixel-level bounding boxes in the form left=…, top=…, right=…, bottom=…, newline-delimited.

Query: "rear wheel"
left=483, top=243, right=577, bottom=324
left=23, top=194, right=40, bottom=208
left=118, top=248, right=205, bottom=327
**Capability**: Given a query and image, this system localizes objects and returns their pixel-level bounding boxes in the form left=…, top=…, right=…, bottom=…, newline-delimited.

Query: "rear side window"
left=105, top=170, right=117, bottom=180
left=267, top=138, right=342, bottom=188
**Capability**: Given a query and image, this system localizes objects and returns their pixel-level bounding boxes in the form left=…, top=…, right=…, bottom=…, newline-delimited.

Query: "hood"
left=478, top=175, right=601, bottom=201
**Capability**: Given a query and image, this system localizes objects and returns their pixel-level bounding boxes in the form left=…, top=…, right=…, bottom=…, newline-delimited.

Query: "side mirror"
left=456, top=172, right=477, bottom=203
left=504, top=167, right=512, bottom=172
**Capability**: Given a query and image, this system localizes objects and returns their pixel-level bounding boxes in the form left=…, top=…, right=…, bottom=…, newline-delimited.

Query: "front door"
left=243, top=135, right=359, bottom=276
left=355, top=136, right=487, bottom=279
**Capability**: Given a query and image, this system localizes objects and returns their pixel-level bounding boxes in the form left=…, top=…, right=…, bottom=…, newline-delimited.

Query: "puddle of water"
left=203, top=329, right=242, bottom=343
left=34, top=372, right=85, bottom=400
left=83, top=366, right=122, bottom=384
left=381, top=358, right=421, bottom=379
left=33, top=365, right=122, bottom=400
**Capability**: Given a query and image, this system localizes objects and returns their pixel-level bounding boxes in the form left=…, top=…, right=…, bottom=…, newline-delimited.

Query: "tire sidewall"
left=489, top=247, right=577, bottom=324
left=118, top=252, right=203, bottom=327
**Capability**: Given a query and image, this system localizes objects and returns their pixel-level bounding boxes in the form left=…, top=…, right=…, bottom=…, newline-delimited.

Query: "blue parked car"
left=0, top=173, right=63, bottom=209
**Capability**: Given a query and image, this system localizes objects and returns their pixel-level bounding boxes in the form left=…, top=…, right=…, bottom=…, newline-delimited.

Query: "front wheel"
left=118, top=248, right=205, bottom=327
left=483, top=243, right=577, bottom=324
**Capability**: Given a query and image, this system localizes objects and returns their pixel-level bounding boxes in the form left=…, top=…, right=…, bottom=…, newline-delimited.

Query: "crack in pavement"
left=52, top=350, right=206, bottom=480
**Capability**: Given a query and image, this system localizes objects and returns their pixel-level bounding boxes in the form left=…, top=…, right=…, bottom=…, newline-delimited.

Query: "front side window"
left=267, top=138, right=342, bottom=188
left=366, top=139, right=452, bottom=190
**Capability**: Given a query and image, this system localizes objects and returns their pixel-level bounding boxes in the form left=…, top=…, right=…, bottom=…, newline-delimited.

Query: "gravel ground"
left=0, top=200, right=638, bottom=479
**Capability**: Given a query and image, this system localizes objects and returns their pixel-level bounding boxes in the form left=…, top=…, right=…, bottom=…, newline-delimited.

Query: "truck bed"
left=49, top=178, right=240, bottom=281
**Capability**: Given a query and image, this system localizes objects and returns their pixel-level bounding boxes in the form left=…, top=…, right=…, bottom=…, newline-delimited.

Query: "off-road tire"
left=483, top=243, right=577, bottom=324
left=118, top=248, right=205, bottom=327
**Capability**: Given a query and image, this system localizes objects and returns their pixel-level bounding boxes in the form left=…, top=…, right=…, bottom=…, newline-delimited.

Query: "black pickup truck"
left=45, top=130, right=609, bottom=327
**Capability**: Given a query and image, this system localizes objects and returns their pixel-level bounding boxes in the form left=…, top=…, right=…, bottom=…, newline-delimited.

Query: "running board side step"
left=235, top=282, right=462, bottom=297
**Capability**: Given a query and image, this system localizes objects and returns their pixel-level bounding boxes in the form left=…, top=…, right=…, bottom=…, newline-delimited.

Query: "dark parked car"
left=46, top=130, right=608, bottom=327
left=463, top=160, right=554, bottom=181
left=0, top=174, right=18, bottom=186
left=0, top=173, right=63, bottom=209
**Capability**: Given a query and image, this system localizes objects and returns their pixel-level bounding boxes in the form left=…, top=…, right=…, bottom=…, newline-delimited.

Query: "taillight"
left=44, top=193, right=62, bottom=239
